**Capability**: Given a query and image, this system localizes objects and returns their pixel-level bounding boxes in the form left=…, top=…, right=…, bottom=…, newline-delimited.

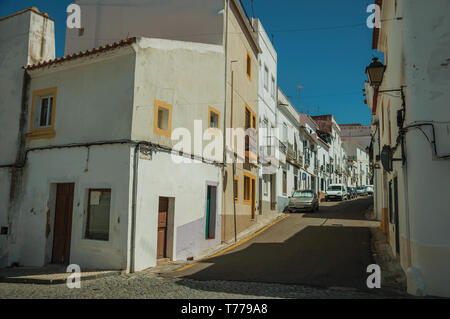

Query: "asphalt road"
left=170, top=197, right=380, bottom=291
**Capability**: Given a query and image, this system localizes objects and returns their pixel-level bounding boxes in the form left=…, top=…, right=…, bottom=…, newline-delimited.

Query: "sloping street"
left=167, top=197, right=385, bottom=292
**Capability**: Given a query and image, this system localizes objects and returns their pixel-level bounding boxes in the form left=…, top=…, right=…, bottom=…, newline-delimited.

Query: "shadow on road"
left=172, top=226, right=375, bottom=293
left=301, top=197, right=374, bottom=220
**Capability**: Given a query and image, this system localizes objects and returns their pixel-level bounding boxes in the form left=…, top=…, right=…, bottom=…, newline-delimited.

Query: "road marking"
left=176, top=214, right=291, bottom=272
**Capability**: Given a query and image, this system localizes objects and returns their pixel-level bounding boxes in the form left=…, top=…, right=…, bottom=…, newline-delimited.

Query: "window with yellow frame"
left=246, top=51, right=252, bottom=81
left=27, top=87, right=57, bottom=140
left=154, top=99, right=172, bottom=137
left=208, top=105, right=220, bottom=135
left=243, top=172, right=255, bottom=205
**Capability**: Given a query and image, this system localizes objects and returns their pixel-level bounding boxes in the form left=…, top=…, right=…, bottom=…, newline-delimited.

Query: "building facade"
left=368, top=0, right=450, bottom=297
left=0, top=8, right=226, bottom=271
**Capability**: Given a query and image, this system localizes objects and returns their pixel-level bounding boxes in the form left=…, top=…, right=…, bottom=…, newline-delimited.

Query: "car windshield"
left=357, top=187, right=365, bottom=190
left=292, top=191, right=313, bottom=198
left=327, top=186, right=342, bottom=191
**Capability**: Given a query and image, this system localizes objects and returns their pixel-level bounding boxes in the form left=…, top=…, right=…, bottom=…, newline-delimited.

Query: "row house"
left=0, top=8, right=226, bottom=271
left=298, top=114, right=320, bottom=194
left=311, top=115, right=345, bottom=186
left=276, top=88, right=303, bottom=211
left=366, top=0, right=450, bottom=297
left=252, top=18, right=278, bottom=217
left=342, top=140, right=370, bottom=187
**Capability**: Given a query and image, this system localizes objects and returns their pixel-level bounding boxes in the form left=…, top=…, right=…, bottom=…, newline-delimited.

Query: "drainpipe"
left=130, top=142, right=142, bottom=273
left=221, top=0, right=230, bottom=244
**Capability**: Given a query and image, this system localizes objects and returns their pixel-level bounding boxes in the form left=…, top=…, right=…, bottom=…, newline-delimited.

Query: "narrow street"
left=168, top=197, right=379, bottom=290
left=0, top=197, right=408, bottom=299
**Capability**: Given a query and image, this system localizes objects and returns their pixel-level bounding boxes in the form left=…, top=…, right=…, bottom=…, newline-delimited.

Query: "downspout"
left=130, top=142, right=143, bottom=273
left=221, top=0, right=230, bottom=244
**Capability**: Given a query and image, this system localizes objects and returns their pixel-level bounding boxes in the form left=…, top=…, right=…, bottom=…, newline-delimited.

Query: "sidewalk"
left=0, top=264, right=122, bottom=285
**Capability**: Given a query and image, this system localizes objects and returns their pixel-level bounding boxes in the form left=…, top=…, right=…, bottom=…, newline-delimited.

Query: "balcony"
left=296, top=153, right=303, bottom=167
left=286, top=143, right=296, bottom=162
left=304, top=157, right=311, bottom=168
left=279, top=141, right=287, bottom=155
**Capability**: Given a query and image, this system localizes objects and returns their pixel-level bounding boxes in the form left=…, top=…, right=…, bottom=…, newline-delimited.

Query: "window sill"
left=26, top=129, right=56, bottom=140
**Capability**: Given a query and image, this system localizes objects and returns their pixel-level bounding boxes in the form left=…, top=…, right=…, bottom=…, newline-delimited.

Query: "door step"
left=157, top=258, right=170, bottom=266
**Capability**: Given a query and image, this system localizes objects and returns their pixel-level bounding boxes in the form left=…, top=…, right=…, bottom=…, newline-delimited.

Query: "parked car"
left=366, top=185, right=374, bottom=195
left=325, top=184, right=348, bottom=201
left=356, top=186, right=368, bottom=196
left=288, top=190, right=319, bottom=213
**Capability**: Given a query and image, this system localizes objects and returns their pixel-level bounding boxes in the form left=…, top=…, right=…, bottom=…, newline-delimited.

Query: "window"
left=234, top=176, right=239, bottom=202
left=86, top=189, right=111, bottom=241
left=154, top=100, right=172, bottom=137
left=246, top=52, right=252, bottom=80
left=271, top=76, right=276, bottom=99
left=244, top=176, right=251, bottom=203
left=245, top=105, right=257, bottom=163
left=264, top=65, right=269, bottom=90
left=28, top=87, right=57, bottom=140
left=208, top=106, right=220, bottom=134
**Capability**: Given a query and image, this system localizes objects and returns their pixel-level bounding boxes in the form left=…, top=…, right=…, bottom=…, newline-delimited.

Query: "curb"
left=0, top=270, right=123, bottom=285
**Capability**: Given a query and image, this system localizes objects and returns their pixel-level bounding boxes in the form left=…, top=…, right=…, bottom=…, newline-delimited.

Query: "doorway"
left=157, top=197, right=169, bottom=259
left=205, top=186, right=217, bottom=239
left=52, top=183, right=75, bottom=265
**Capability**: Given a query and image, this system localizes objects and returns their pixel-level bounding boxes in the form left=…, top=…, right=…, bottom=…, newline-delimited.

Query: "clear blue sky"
left=1, top=0, right=382, bottom=125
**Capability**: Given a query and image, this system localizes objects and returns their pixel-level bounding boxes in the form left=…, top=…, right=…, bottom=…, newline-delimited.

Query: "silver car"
left=288, top=190, right=319, bottom=213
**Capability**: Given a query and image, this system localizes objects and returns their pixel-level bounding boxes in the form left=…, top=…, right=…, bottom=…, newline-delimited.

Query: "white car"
left=366, top=185, right=374, bottom=195
left=325, top=184, right=348, bottom=201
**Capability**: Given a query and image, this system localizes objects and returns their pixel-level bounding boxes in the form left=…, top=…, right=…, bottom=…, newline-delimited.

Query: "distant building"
left=340, top=124, right=371, bottom=148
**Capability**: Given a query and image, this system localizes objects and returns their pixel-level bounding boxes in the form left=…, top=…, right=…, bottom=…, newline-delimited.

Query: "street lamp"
left=365, top=57, right=386, bottom=87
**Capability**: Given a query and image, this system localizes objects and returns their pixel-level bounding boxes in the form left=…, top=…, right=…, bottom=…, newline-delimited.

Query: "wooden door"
left=270, top=174, right=276, bottom=210
left=157, top=197, right=169, bottom=259
left=52, top=183, right=75, bottom=265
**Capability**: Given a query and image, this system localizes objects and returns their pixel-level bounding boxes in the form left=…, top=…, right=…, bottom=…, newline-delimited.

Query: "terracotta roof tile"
left=24, top=37, right=137, bottom=71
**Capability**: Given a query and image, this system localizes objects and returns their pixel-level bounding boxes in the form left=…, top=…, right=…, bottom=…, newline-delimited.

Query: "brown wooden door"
left=157, top=197, right=169, bottom=259
left=52, top=183, right=75, bottom=265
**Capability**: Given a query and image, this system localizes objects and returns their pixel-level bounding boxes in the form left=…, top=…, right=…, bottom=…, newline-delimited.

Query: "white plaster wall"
left=376, top=0, right=450, bottom=297
left=254, top=19, right=277, bottom=204
left=134, top=151, right=222, bottom=271
left=65, top=0, right=225, bottom=55
left=0, top=9, right=55, bottom=268
left=131, top=38, right=225, bottom=162
left=26, top=49, right=135, bottom=147
left=12, top=145, right=132, bottom=270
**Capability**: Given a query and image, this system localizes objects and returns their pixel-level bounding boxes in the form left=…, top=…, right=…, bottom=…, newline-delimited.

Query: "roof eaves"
left=24, top=37, right=137, bottom=71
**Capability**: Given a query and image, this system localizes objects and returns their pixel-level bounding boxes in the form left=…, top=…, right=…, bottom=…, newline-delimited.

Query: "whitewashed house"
left=0, top=8, right=225, bottom=272
left=252, top=18, right=278, bottom=216
left=276, top=88, right=302, bottom=211
left=342, top=140, right=370, bottom=187
left=367, top=0, right=450, bottom=297
left=312, top=115, right=345, bottom=186
left=298, top=114, right=319, bottom=193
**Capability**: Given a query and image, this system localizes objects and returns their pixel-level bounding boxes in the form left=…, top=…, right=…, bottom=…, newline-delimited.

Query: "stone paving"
left=0, top=268, right=408, bottom=299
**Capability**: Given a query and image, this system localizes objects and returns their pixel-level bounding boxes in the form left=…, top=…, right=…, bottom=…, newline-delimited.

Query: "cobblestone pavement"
left=0, top=269, right=408, bottom=299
